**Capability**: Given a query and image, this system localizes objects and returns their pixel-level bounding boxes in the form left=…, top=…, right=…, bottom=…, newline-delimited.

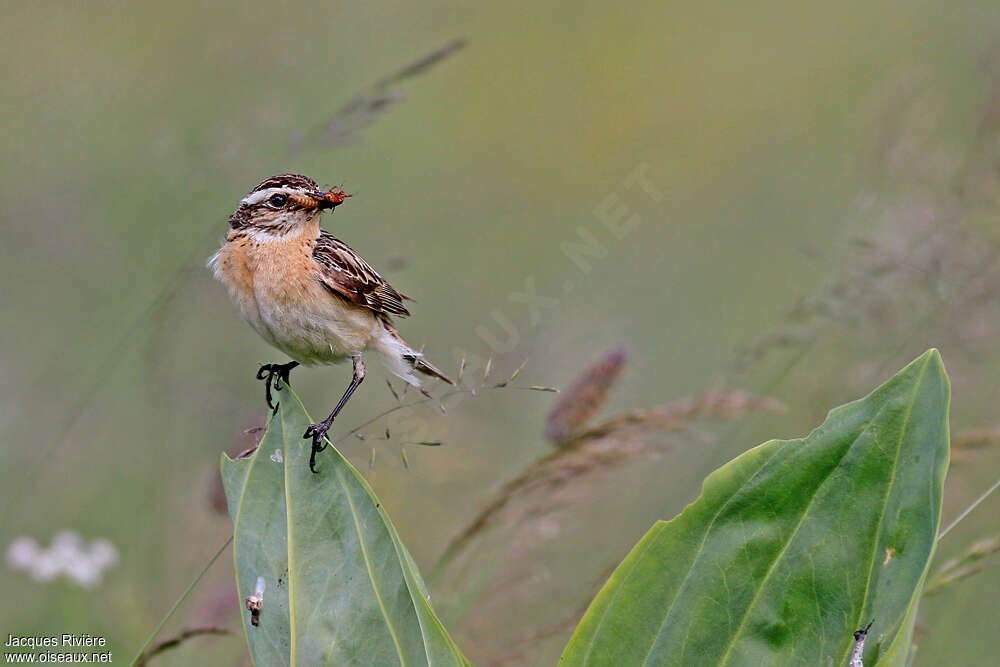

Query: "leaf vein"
left=335, top=462, right=408, bottom=666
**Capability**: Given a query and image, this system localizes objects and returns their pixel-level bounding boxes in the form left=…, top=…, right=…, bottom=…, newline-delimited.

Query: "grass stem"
left=129, top=536, right=233, bottom=666
left=939, top=477, right=1000, bottom=540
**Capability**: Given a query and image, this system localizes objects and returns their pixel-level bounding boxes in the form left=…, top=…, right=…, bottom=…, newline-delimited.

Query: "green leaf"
left=221, top=385, right=469, bottom=666
left=561, top=349, right=950, bottom=666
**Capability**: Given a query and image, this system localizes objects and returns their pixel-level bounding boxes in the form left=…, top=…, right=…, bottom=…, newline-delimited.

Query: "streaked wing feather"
left=313, top=231, right=411, bottom=317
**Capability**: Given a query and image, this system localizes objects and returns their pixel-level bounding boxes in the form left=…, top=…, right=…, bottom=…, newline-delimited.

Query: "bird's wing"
left=313, top=231, right=411, bottom=317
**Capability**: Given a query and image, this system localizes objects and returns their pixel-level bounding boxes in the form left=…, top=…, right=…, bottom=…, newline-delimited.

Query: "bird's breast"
left=253, top=236, right=380, bottom=363
left=212, top=231, right=380, bottom=364
left=209, top=236, right=271, bottom=342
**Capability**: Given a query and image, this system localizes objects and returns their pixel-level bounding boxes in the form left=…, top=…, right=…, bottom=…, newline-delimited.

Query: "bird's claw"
left=256, top=364, right=279, bottom=409
left=256, top=362, right=299, bottom=410
left=304, top=422, right=331, bottom=473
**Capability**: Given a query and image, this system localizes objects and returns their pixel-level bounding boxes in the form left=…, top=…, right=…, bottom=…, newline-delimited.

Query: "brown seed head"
left=545, top=347, right=629, bottom=444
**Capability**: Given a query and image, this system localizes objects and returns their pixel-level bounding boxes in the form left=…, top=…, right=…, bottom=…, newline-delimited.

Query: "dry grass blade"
left=386, top=378, right=401, bottom=402
left=545, top=347, right=629, bottom=444
left=729, top=59, right=1000, bottom=400
left=495, top=360, right=527, bottom=388
left=950, top=426, right=1000, bottom=463
left=375, top=39, right=467, bottom=88
left=133, top=626, right=237, bottom=666
left=561, top=390, right=786, bottom=445
left=952, top=426, right=1000, bottom=450
left=924, top=535, right=1000, bottom=596
left=295, top=39, right=466, bottom=151
left=434, top=389, right=785, bottom=575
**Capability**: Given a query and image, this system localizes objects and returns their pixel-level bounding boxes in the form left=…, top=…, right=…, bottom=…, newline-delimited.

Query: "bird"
left=209, top=173, right=454, bottom=472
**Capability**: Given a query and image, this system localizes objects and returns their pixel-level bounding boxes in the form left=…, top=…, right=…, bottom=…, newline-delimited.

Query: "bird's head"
left=229, top=173, right=351, bottom=234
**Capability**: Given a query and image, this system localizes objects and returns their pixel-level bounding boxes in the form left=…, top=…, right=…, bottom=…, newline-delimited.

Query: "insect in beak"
left=310, top=188, right=352, bottom=210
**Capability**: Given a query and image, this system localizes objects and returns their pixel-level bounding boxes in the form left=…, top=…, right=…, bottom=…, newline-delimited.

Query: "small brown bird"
left=209, top=173, right=454, bottom=471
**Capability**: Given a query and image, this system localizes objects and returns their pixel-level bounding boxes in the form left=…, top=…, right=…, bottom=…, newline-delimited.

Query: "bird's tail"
left=375, top=321, right=456, bottom=387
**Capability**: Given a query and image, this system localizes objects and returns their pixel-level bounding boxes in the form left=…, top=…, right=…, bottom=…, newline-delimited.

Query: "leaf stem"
left=129, top=536, right=233, bottom=666
left=938, top=477, right=1000, bottom=540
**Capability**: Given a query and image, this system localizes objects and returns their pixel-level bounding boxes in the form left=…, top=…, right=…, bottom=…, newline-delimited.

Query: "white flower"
left=88, top=538, right=119, bottom=569
left=6, top=531, right=119, bottom=588
left=5, top=537, right=40, bottom=569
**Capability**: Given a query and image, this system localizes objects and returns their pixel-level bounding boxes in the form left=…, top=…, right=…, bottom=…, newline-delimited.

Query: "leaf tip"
left=922, top=347, right=944, bottom=369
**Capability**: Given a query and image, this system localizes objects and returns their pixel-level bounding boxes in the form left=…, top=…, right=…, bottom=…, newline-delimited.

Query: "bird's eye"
left=268, top=194, right=288, bottom=207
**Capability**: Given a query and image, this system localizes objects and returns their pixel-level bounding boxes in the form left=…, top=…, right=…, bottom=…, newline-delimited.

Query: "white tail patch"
left=372, top=323, right=423, bottom=387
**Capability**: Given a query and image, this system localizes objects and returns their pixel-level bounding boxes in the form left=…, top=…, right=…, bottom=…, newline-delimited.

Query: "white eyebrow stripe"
left=241, top=187, right=295, bottom=206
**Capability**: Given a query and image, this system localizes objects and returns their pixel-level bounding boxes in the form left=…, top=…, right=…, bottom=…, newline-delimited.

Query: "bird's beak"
left=309, top=188, right=352, bottom=210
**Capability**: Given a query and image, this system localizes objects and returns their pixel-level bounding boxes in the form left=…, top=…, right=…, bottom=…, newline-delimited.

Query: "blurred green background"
left=2, top=0, right=1000, bottom=664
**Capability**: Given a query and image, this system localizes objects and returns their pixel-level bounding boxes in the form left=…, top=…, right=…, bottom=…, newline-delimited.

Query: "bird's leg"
left=255, top=361, right=300, bottom=410
left=304, top=357, right=365, bottom=473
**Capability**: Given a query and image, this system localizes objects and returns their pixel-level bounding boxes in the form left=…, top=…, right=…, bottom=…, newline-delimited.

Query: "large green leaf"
left=561, top=349, right=950, bottom=666
left=221, top=385, right=468, bottom=666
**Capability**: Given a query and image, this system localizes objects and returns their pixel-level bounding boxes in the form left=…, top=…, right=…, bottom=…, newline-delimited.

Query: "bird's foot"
left=255, top=361, right=300, bottom=411
left=304, top=420, right=333, bottom=473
